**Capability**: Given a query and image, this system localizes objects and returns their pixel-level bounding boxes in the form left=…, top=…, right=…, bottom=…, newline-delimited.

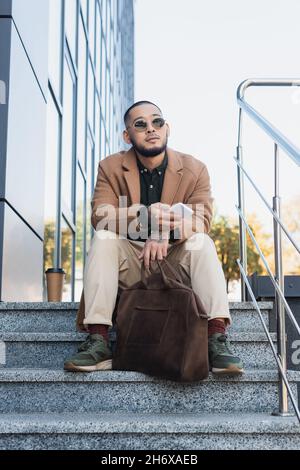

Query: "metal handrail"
left=233, top=157, right=300, bottom=255
left=236, top=206, right=300, bottom=336
left=235, top=78, right=300, bottom=421
left=237, top=260, right=300, bottom=423
left=237, top=79, right=300, bottom=167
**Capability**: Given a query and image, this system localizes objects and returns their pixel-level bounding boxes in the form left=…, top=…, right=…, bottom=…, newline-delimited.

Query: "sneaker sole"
left=211, top=365, right=244, bottom=376
left=64, top=359, right=112, bottom=372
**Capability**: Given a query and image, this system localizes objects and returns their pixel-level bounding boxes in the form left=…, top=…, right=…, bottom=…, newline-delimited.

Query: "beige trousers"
left=83, top=230, right=232, bottom=327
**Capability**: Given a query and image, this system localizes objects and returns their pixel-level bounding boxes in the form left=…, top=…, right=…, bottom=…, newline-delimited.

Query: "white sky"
left=133, top=0, right=300, bottom=228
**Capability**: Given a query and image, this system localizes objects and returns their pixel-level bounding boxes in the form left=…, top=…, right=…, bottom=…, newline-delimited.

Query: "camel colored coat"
left=76, top=145, right=214, bottom=331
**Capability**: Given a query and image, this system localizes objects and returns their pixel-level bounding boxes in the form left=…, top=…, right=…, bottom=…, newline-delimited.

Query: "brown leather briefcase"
left=111, top=258, right=209, bottom=382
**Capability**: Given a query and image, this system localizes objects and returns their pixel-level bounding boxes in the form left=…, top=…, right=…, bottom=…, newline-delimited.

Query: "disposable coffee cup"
left=45, top=268, right=65, bottom=302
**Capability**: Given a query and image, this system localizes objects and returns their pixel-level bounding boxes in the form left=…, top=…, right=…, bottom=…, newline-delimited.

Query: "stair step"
left=0, top=300, right=296, bottom=451
left=0, top=332, right=277, bottom=369
left=0, top=368, right=298, bottom=414
left=0, top=302, right=272, bottom=333
left=0, top=411, right=299, bottom=450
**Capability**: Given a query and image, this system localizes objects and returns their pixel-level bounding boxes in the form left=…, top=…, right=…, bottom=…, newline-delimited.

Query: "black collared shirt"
left=136, top=151, right=168, bottom=207
left=127, top=150, right=176, bottom=242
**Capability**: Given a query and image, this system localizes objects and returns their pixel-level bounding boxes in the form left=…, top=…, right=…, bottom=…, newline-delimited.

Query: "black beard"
left=131, top=138, right=168, bottom=158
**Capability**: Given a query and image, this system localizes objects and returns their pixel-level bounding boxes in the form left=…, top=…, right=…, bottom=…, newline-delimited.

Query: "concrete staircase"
left=0, top=301, right=299, bottom=450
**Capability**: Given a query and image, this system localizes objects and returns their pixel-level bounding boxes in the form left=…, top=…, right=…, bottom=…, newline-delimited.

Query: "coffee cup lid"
left=45, top=268, right=65, bottom=274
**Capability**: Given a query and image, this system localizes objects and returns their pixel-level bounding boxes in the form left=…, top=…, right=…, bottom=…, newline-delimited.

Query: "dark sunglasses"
left=127, top=117, right=166, bottom=132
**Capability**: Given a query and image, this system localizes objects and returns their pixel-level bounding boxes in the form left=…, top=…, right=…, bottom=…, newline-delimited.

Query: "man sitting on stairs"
left=64, top=100, right=244, bottom=376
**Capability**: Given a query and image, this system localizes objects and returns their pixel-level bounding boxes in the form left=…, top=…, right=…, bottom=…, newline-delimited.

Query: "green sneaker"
left=208, top=333, right=244, bottom=375
left=64, top=334, right=112, bottom=372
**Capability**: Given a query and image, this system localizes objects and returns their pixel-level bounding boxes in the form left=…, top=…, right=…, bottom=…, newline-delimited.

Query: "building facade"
left=0, top=0, right=135, bottom=302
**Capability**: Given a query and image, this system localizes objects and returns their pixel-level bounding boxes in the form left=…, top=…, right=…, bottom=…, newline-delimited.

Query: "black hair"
left=123, top=100, right=163, bottom=128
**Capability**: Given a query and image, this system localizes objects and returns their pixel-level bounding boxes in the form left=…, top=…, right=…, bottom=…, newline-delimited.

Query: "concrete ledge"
left=0, top=368, right=298, bottom=383
left=0, top=304, right=271, bottom=333
left=0, top=411, right=298, bottom=434
left=0, top=368, right=297, bottom=415
left=0, top=301, right=274, bottom=310
left=0, top=331, right=277, bottom=342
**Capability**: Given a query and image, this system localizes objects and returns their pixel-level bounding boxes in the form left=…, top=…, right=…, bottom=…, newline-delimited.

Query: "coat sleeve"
left=171, top=164, right=214, bottom=245
left=91, top=161, right=140, bottom=235
left=187, top=163, right=214, bottom=234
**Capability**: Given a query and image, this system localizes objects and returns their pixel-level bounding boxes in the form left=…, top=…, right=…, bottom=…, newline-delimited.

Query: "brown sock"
left=208, top=319, right=226, bottom=336
left=88, top=324, right=109, bottom=341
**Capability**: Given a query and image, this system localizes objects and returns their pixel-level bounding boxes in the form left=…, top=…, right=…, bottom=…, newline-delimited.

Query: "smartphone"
left=170, top=202, right=193, bottom=217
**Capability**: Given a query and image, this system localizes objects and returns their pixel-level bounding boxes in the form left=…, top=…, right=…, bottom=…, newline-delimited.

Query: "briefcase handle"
left=141, top=258, right=184, bottom=288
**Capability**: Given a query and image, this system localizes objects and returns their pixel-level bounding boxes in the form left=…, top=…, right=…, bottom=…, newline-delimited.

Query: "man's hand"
left=148, top=202, right=183, bottom=233
left=138, top=238, right=170, bottom=268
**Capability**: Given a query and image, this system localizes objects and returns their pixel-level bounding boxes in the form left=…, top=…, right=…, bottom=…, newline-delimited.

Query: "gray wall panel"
left=1, top=202, right=43, bottom=301
left=5, top=21, right=46, bottom=239
left=0, top=0, right=134, bottom=302
left=0, top=202, right=3, bottom=300
left=0, top=0, right=12, bottom=16
left=10, top=0, right=49, bottom=97
left=0, top=19, right=11, bottom=198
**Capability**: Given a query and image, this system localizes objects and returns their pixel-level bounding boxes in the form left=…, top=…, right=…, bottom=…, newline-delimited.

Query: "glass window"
left=106, top=66, right=110, bottom=133
left=75, top=166, right=85, bottom=300
left=100, top=38, right=106, bottom=111
left=88, top=58, right=95, bottom=130
left=107, top=0, right=111, bottom=35
left=117, top=78, right=121, bottom=118
left=61, top=217, right=73, bottom=301
left=64, top=0, right=77, bottom=60
left=95, top=2, right=101, bottom=91
left=45, top=0, right=134, bottom=301
left=109, top=40, right=113, bottom=85
left=110, top=0, right=114, bottom=22
left=117, top=0, right=122, bottom=24
left=95, top=95, right=100, bottom=169
left=113, top=2, right=117, bottom=47
left=86, top=135, right=93, bottom=251
left=62, top=56, right=75, bottom=214
left=43, top=93, right=59, bottom=275
left=88, top=0, right=95, bottom=61
left=100, top=115, right=106, bottom=158
left=101, top=0, right=107, bottom=38
left=80, top=0, right=88, bottom=23
left=115, top=121, right=119, bottom=151
left=48, top=0, right=62, bottom=98
left=110, top=92, right=113, bottom=149
left=116, top=34, right=121, bottom=66
left=105, top=136, right=109, bottom=156
left=110, top=22, right=114, bottom=68
left=113, top=109, right=117, bottom=152
left=112, top=48, right=116, bottom=94
left=107, top=4, right=111, bottom=65
left=77, top=18, right=87, bottom=170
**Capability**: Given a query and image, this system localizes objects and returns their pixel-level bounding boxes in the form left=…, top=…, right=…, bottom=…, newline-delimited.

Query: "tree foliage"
left=210, top=215, right=264, bottom=291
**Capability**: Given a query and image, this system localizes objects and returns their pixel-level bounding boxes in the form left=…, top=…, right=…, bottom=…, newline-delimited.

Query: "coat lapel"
left=122, top=147, right=141, bottom=205
left=160, top=147, right=183, bottom=205
left=122, top=145, right=183, bottom=206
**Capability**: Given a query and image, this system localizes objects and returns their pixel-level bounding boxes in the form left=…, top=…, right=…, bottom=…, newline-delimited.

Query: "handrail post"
left=237, top=108, right=247, bottom=301
left=272, top=143, right=290, bottom=416
left=235, top=79, right=300, bottom=422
